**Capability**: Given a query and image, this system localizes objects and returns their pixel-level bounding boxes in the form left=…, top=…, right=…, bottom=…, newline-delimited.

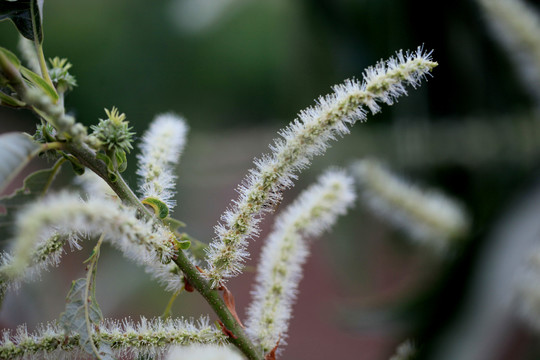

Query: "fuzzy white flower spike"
left=389, top=340, right=416, bottom=360
left=352, top=159, right=469, bottom=252
left=0, top=192, right=176, bottom=289
left=477, top=0, right=540, bottom=105
left=245, top=169, right=356, bottom=355
left=205, top=47, right=437, bottom=287
left=0, top=316, right=226, bottom=359
left=137, top=113, right=189, bottom=211
left=514, top=249, right=540, bottom=331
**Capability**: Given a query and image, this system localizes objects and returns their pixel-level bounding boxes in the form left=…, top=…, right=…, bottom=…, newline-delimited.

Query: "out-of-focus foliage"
left=1, top=0, right=533, bottom=132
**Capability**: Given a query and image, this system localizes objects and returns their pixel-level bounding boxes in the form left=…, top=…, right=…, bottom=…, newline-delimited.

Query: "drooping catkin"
left=0, top=192, right=176, bottom=290
left=477, top=0, right=540, bottom=105
left=352, top=159, right=469, bottom=251
left=245, top=169, right=356, bottom=354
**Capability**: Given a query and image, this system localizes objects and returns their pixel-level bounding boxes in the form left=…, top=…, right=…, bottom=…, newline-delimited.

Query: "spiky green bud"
left=91, top=107, right=134, bottom=154
left=48, top=57, right=77, bottom=94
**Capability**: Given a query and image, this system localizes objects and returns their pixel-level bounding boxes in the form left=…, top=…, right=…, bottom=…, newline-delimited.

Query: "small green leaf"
left=0, top=46, right=21, bottom=68
left=62, top=153, right=85, bottom=175
left=59, top=237, right=116, bottom=360
left=59, top=278, right=102, bottom=354
left=96, top=152, right=119, bottom=182
left=0, top=0, right=43, bottom=43
left=0, top=90, right=25, bottom=107
left=96, top=152, right=113, bottom=172
left=114, top=149, right=127, bottom=173
left=107, top=172, right=118, bottom=182
left=142, top=197, right=169, bottom=219
left=0, top=132, right=39, bottom=193
left=20, top=66, right=59, bottom=102
left=176, top=239, right=191, bottom=250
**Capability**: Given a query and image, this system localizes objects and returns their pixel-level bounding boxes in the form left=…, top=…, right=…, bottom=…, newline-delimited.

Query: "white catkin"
left=0, top=316, right=226, bottom=360
left=0, top=192, right=176, bottom=290
left=477, top=0, right=540, bottom=106
left=75, top=171, right=184, bottom=292
left=205, top=47, right=437, bottom=287
left=0, top=232, right=81, bottom=292
left=389, top=340, right=416, bottom=360
left=245, top=169, right=356, bottom=354
left=514, top=249, right=540, bottom=331
left=352, top=159, right=469, bottom=252
left=137, top=113, right=189, bottom=210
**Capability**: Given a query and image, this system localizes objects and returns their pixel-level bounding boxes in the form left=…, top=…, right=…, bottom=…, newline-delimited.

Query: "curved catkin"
left=352, top=159, right=469, bottom=251
left=244, top=169, right=356, bottom=354
left=137, top=113, right=189, bottom=210
left=389, top=340, right=416, bottom=360
left=0, top=192, right=176, bottom=290
left=0, top=316, right=226, bottom=360
left=477, top=0, right=540, bottom=105
left=514, top=250, right=540, bottom=331
left=205, top=46, right=438, bottom=287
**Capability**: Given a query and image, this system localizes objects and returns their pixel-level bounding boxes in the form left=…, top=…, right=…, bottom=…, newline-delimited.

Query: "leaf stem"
left=30, top=0, right=56, bottom=98
left=38, top=156, right=65, bottom=197
left=35, top=43, right=53, bottom=90
left=162, top=286, right=184, bottom=319
left=84, top=233, right=105, bottom=360
left=30, top=142, right=64, bottom=159
left=0, top=52, right=26, bottom=95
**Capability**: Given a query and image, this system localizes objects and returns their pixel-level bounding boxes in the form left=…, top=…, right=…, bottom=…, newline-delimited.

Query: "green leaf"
left=96, top=152, right=114, bottom=172
left=96, top=152, right=119, bottom=182
left=0, top=132, right=39, bottom=193
left=0, top=90, right=25, bottom=107
left=59, top=278, right=102, bottom=354
left=58, top=237, right=116, bottom=360
left=0, top=0, right=43, bottom=43
left=0, top=158, right=64, bottom=238
left=0, top=46, right=21, bottom=68
left=114, top=149, right=127, bottom=173
left=176, top=239, right=191, bottom=250
left=20, top=66, right=59, bottom=102
left=62, top=153, right=85, bottom=175
left=142, top=197, right=169, bottom=219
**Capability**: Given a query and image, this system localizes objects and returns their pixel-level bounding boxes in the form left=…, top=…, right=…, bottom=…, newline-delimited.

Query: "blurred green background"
left=2, top=0, right=533, bottom=132
left=2, top=0, right=540, bottom=359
